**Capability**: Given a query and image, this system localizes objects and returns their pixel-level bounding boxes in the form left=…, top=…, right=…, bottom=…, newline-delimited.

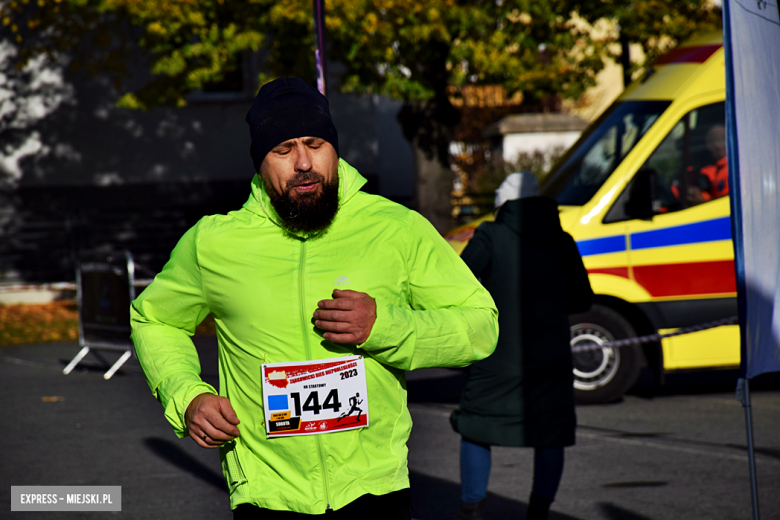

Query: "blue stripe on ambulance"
left=576, top=217, right=732, bottom=257
left=576, top=235, right=626, bottom=256
left=630, top=217, right=732, bottom=250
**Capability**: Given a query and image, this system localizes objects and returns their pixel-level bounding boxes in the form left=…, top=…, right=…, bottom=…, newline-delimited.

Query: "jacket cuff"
left=160, top=378, right=218, bottom=438
left=360, top=300, right=410, bottom=352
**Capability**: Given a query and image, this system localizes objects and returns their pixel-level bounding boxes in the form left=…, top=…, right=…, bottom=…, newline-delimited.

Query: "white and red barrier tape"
left=571, top=315, right=739, bottom=353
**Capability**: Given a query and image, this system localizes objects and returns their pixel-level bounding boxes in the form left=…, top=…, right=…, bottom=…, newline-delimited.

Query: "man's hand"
left=314, top=289, right=377, bottom=345
left=185, top=393, right=240, bottom=448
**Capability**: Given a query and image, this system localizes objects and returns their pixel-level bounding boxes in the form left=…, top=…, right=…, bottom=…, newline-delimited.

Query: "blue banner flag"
left=725, top=0, right=780, bottom=378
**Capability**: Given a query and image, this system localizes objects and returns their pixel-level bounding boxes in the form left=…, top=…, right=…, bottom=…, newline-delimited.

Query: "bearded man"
left=130, top=78, right=498, bottom=519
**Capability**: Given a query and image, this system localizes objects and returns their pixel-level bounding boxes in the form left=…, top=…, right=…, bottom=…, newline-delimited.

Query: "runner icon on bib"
left=338, top=393, right=363, bottom=423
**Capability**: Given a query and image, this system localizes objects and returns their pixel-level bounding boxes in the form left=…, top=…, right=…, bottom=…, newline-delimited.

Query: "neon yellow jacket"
left=130, top=159, right=498, bottom=513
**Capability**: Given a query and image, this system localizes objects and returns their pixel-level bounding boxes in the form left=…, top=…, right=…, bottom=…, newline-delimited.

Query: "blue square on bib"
left=268, top=395, right=289, bottom=411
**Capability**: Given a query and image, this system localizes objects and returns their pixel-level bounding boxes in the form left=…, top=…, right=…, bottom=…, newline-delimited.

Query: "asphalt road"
left=405, top=368, right=780, bottom=520
left=2, top=338, right=778, bottom=519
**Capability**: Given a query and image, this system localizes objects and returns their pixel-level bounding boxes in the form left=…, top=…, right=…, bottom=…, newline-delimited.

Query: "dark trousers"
left=232, top=489, right=412, bottom=519
left=460, top=438, right=565, bottom=502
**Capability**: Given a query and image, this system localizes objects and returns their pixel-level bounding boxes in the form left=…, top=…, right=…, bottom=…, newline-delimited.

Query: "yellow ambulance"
left=446, top=32, right=736, bottom=403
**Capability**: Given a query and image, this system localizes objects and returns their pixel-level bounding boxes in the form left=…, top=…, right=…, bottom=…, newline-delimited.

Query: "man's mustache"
left=285, top=171, right=326, bottom=191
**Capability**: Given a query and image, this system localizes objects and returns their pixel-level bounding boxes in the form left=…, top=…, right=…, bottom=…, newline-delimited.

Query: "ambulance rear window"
left=541, top=101, right=670, bottom=206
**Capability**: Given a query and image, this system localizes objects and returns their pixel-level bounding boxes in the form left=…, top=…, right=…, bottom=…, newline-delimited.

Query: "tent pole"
left=313, top=0, right=327, bottom=96
left=737, top=377, right=760, bottom=520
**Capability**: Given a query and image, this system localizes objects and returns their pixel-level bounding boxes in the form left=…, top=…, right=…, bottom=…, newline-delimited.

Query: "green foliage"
left=2, top=0, right=721, bottom=106
left=2, top=0, right=269, bottom=108
left=320, top=0, right=608, bottom=105
left=2, top=0, right=135, bottom=92
left=585, top=0, right=722, bottom=77
left=0, top=0, right=720, bottom=230
left=1, top=0, right=721, bottom=144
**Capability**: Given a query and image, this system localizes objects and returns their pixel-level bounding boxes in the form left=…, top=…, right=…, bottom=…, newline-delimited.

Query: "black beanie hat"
left=245, top=78, right=339, bottom=172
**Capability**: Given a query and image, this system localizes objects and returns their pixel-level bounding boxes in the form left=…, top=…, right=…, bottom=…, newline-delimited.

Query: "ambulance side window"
left=605, top=102, right=726, bottom=222
left=686, top=103, right=727, bottom=206
left=645, top=120, right=686, bottom=214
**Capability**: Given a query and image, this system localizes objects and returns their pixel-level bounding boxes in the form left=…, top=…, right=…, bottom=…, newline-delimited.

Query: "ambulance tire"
left=569, top=305, right=643, bottom=404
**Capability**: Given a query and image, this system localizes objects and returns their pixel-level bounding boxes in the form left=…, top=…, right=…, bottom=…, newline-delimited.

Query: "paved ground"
left=2, top=338, right=229, bottom=519
left=405, top=369, right=780, bottom=520
left=2, top=339, right=779, bottom=519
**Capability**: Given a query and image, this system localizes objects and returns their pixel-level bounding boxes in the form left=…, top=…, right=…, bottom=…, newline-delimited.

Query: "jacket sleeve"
left=562, top=232, right=595, bottom=314
left=130, top=221, right=217, bottom=438
left=359, top=212, right=498, bottom=370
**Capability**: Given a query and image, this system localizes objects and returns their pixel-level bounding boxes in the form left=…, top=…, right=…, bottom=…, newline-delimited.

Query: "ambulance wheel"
left=569, top=305, right=643, bottom=404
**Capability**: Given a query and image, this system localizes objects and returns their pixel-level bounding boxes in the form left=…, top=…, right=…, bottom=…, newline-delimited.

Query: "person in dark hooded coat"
left=450, top=172, right=594, bottom=520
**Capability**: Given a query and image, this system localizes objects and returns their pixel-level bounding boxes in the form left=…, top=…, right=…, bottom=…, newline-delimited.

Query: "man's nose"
left=294, top=145, right=312, bottom=172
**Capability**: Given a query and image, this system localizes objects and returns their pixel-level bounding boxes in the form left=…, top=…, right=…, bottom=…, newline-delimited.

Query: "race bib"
left=261, top=355, right=369, bottom=437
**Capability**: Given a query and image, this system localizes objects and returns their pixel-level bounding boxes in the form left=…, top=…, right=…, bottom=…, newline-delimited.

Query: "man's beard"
left=264, top=170, right=340, bottom=234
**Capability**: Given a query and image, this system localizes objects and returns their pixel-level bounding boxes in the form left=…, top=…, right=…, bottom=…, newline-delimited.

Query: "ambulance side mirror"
left=625, top=169, right=657, bottom=221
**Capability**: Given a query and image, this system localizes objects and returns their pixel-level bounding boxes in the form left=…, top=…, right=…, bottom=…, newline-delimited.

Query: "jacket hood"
left=496, top=196, right=563, bottom=241
left=243, top=158, right=367, bottom=239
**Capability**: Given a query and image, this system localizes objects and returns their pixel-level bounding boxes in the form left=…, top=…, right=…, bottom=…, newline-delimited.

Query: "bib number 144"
left=261, top=355, right=369, bottom=437
left=290, top=388, right=341, bottom=415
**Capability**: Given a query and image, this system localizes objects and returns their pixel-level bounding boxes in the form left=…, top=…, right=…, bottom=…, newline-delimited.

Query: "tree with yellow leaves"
left=1, top=0, right=720, bottom=230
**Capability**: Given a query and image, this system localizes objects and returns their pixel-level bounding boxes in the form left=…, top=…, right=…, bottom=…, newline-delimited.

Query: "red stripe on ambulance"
left=587, top=267, right=630, bottom=279
left=633, top=260, right=736, bottom=297
left=654, top=44, right=722, bottom=65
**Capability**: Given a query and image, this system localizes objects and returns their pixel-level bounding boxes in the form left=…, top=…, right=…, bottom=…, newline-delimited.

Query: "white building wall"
left=502, top=131, right=582, bottom=163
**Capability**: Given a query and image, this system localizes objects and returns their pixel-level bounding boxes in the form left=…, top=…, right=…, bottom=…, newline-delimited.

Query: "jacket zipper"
left=298, top=240, right=333, bottom=511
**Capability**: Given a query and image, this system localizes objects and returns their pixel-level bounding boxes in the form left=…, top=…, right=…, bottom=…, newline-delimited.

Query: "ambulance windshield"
left=540, top=101, right=670, bottom=206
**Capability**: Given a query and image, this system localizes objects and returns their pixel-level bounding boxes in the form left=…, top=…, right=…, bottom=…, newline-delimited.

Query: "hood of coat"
left=243, top=158, right=367, bottom=239
left=496, top=196, right=563, bottom=242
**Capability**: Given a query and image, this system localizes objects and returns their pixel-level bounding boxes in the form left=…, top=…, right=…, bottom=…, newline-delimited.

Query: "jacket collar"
left=243, top=158, right=367, bottom=239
